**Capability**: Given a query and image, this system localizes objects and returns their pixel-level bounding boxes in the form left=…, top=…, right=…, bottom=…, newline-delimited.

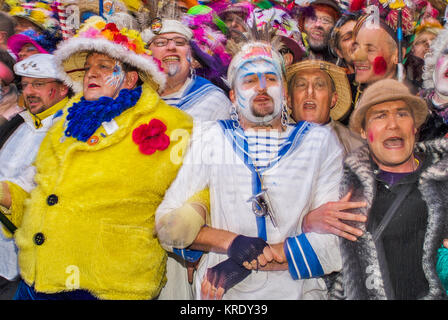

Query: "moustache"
left=25, top=95, right=42, bottom=103
left=253, top=93, right=272, bottom=100
left=311, top=25, right=326, bottom=33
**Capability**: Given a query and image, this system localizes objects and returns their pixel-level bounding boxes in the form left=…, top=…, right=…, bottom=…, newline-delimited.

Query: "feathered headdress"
left=139, top=0, right=193, bottom=43
left=184, top=5, right=231, bottom=65
left=251, top=4, right=305, bottom=62
left=226, top=20, right=285, bottom=87
left=137, top=0, right=183, bottom=29
left=184, top=4, right=233, bottom=91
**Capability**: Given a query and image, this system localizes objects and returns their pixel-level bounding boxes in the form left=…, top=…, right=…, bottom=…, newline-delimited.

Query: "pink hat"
left=0, top=61, right=14, bottom=85
left=7, top=33, right=49, bottom=60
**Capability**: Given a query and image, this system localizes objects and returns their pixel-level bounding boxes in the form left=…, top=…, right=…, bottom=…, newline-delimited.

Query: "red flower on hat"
left=113, top=33, right=129, bottom=46
left=132, top=119, right=170, bottom=155
left=104, top=23, right=119, bottom=33
left=127, top=42, right=136, bottom=51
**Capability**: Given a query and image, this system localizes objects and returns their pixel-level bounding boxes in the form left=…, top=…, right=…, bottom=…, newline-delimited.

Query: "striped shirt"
left=244, top=127, right=291, bottom=171
left=157, top=120, right=344, bottom=299
left=161, top=75, right=232, bottom=121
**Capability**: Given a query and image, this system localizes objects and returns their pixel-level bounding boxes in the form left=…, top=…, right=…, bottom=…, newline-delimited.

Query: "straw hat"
left=286, top=60, right=352, bottom=121
left=349, top=79, right=428, bottom=134
left=53, top=17, right=166, bottom=93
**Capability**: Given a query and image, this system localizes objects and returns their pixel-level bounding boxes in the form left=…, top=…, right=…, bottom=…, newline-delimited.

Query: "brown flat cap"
left=349, top=79, right=428, bottom=134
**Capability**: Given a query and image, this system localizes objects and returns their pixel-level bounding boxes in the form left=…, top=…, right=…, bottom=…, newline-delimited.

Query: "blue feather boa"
left=65, top=86, right=142, bottom=142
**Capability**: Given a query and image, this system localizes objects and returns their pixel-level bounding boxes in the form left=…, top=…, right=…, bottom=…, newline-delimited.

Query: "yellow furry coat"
left=6, top=83, right=193, bottom=300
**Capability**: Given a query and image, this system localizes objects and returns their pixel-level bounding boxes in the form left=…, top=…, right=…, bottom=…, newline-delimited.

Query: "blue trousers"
left=14, top=280, right=98, bottom=300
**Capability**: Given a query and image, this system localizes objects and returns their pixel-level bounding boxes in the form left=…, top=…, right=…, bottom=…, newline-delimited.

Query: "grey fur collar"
left=338, top=137, right=448, bottom=300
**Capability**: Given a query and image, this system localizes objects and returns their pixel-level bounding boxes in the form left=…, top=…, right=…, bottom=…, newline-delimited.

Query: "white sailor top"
left=0, top=109, right=64, bottom=280
left=156, top=120, right=344, bottom=300
left=161, top=75, right=231, bottom=121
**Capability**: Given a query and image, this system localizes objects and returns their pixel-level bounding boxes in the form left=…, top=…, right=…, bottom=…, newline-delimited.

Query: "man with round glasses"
left=142, top=16, right=232, bottom=121
left=298, top=0, right=341, bottom=62
left=155, top=39, right=344, bottom=300
left=142, top=15, right=233, bottom=300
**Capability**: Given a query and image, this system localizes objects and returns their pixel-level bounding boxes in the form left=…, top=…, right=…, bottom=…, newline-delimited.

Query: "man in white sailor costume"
left=142, top=7, right=232, bottom=121
left=155, top=36, right=344, bottom=300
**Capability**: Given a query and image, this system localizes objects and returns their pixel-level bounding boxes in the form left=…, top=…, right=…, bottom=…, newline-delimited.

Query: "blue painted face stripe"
left=258, top=73, right=266, bottom=89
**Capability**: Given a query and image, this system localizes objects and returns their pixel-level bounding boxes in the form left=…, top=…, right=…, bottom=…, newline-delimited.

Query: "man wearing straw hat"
left=326, top=78, right=448, bottom=299
left=0, top=17, right=198, bottom=300
left=286, top=60, right=364, bottom=155
left=285, top=60, right=367, bottom=243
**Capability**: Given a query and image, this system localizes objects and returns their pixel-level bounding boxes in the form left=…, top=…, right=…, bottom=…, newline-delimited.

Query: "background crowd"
left=2, top=0, right=448, bottom=142
left=0, top=0, right=448, bottom=300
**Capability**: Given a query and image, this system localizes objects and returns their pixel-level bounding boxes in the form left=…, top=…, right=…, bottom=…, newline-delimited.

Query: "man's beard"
left=167, top=64, right=180, bottom=77
left=308, top=29, right=331, bottom=53
left=237, top=87, right=283, bottom=124
left=26, top=95, right=43, bottom=110
left=251, top=101, right=276, bottom=118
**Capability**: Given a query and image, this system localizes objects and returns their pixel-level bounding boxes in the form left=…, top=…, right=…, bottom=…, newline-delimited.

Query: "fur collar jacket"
left=331, top=138, right=448, bottom=300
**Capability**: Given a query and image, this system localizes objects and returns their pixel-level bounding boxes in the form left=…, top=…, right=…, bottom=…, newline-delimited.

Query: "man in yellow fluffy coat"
left=0, top=18, right=198, bottom=300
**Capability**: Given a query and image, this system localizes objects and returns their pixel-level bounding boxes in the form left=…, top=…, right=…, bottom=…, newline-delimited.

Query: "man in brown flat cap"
left=310, top=79, right=448, bottom=299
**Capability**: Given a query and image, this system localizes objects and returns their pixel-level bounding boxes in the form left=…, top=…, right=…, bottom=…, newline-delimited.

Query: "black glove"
left=227, top=234, right=269, bottom=266
left=206, top=258, right=251, bottom=293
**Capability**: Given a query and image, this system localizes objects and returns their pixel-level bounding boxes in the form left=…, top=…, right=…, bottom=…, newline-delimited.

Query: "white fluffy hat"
left=53, top=17, right=166, bottom=93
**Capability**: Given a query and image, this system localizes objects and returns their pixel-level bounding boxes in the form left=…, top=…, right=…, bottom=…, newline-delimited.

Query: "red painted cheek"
left=373, top=56, right=387, bottom=75
left=436, top=57, right=443, bottom=70
left=368, top=130, right=374, bottom=143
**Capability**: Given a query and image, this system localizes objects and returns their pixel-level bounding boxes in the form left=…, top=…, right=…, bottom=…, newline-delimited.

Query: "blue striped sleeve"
left=284, top=234, right=324, bottom=280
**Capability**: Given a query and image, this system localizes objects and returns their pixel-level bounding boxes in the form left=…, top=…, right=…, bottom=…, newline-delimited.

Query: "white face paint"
left=433, top=51, right=448, bottom=99
left=234, top=59, right=283, bottom=124
left=167, top=64, right=180, bottom=77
